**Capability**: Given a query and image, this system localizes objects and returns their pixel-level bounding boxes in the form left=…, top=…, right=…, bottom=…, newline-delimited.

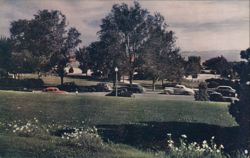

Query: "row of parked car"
left=208, top=86, right=239, bottom=103
left=41, top=82, right=112, bottom=94
left=163, top=84, right=239, bottom=103
left=41, top=82, right=146, bottom=97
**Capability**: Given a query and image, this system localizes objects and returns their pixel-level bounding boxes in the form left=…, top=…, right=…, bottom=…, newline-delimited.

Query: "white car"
left=164, top=85, right=195, bottom=95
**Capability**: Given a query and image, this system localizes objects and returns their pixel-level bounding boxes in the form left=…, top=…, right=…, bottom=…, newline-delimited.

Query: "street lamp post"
left=115, top=67, right=118, bottom=97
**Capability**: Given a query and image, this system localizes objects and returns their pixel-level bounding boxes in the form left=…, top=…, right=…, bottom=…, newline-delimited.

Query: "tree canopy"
left=79, top=2, right=183, bottom=85
left=203, top=56, right=232, bottom=77
left=185, top=56, right=201, bottom=78
left=229, top=48, right=250, bottom=150
left=10, top=10, right=81, bottom=84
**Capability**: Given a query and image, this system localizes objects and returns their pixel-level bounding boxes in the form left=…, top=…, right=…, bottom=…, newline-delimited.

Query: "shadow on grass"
left=97, top=122, right=239, bottom=152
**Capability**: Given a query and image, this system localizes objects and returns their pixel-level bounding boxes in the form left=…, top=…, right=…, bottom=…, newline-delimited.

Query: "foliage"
left=77, top=41, right=115, bottom=79
left=0, top=78, right=44, bottom=89
left=10, top=10, right=81, bottom=84
left=59, top=126, right=104, bottom=151
left=0, top=37, right=12, bottom=74
left=75, top=47, right=89, bottom=74
left=185, top=56, right=201, bottom=78
left=0, top=68, right=8, bottom=78
left=240, top=48, right=250, bottom=60
left=229, top=48, right=250, bottom=150
left=100, top=2, right=151, bottom=84
left=141, top=13, right=184, bottom=90
left=203, top=56, right=232, bottom=78
left=166, top=134, right=227, bottom=158
left=81, top=2, right=183, bottom=85
left=195, top=82, right=209, bottom=101
left=11, top=50, right=39, bottom=73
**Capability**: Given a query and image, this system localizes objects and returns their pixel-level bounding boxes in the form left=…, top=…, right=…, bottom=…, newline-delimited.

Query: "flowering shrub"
left=6, top=118, right=48, bottom=137
left=166, top=134, right=226, bottom=158
left=59, top=126, right=104, bottom=151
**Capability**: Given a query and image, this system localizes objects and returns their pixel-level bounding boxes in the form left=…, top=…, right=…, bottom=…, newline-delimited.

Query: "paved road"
left=133, top=92, right=194, bottom=101
left=78, top=91, right=194, bottom=101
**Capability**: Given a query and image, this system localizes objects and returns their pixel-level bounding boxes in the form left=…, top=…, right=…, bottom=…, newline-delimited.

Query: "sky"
left=0, top=0, right=249, bottom=51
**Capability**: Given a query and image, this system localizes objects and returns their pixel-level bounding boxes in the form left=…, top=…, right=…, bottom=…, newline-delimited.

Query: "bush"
left=59, top=127, right=104, bottom=151
left=0, top=78, right=44, bottom=90
left=206, top=78, right=240, bottom=92
left=6, top=118, right=49, bottom=138
left=229, top=48, right=250, bottom=151
left=166, top=134, right=233, bottom=158
left=0, top=68, right=8, bottom=78
left=195, top=82, right=209, bottom=101
left=4, top=119, right=105, bottom=152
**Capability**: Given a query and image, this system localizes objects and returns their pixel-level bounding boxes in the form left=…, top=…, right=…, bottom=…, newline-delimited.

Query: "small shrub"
left=166, top=134, right=249, bottom=158
left=195, top=82, right=209, bottom=101
left=6, top=118, right=48, bottom=138
left=59, top=126, right=104, bottom=151
left=166, top=134, right=225, bottom=158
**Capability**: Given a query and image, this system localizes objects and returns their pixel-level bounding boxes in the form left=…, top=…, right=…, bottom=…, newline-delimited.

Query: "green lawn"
left=0, top=91, right=236, bottom=127
left=0, top=91, right=238, bottom=157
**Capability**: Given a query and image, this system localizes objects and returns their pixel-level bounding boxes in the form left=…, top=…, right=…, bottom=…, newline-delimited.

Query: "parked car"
left=96, top=82, right=113, bottom=92
left=106, top=88, right=133, bottom=97
left=215, top=86, right=237, bottom=97
left=42, top=87, right=67, bottom=94
left=126, top=84, right=145, bottom=93
left=164, top=85, right=194, bottom=95
left=57, top=82, right=79, bottom=92
left=209, top=92, right=239, bottom=103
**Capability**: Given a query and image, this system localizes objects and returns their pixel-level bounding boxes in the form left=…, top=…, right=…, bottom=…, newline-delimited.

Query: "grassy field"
left=0, top=91, right=235, bottom=126
left=0, top=91, right=238, bottom=157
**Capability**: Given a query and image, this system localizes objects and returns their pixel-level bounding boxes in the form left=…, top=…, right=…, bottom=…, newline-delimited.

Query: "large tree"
left=141, top=14, right=184, bottom=90
left=185, top=56, right=201, bottom=78
left=10, top=10, right=81, bottom=84
left=0, top=37, right=12, bottom=77
left=97, top=2, right=150, bottom=85
left=203, top=56, right=232, bottom=77
left=229, top=48, right=250, bottom=150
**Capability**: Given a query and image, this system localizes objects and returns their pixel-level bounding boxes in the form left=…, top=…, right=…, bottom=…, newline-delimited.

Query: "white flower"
left=216, top=149, right=220, bottom=153
left=181, top=134, right=187, bottom=138
left=244, top=149, right=248, bottom=154
left=211, top=136, right=215, bottom=139
left=219, top=144, right=224, bottom=149
left=167, top=133, right=172, bottom=136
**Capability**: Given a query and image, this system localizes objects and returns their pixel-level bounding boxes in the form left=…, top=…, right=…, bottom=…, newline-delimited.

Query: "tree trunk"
left=161, top=79, right=164, bottom=88
left=152, top=80, right=156, bottom=91
left=152, top=77, right=159, bottom=91
left=129, top=71, right=133, bottom=86
left=60, top=75, right=64, bottom=86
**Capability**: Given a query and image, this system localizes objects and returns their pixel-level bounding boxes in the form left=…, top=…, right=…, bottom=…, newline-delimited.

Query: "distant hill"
left=181, top=50, right=242, bottom=62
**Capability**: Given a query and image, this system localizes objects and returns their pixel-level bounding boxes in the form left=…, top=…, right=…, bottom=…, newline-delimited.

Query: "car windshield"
left=175, top=85, right=184, bottom=88
left=218, top=87, right=230, bottom=90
